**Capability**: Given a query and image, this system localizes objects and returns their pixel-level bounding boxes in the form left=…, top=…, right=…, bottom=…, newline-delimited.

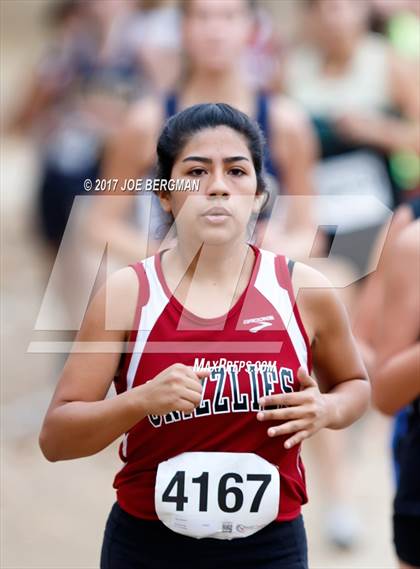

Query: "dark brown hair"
left=156, top=102, right=267, bottom=195
left=179, top=0, right=257, bottom=16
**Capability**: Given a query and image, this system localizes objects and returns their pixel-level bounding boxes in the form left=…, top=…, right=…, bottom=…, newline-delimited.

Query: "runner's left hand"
left=256, top=367, right=330, bottom=449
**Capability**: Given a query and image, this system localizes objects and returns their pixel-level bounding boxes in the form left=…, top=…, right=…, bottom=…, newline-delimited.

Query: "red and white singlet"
left=113, top=245, right=311, bottom=524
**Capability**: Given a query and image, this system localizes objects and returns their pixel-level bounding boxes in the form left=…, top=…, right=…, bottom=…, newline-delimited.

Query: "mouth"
left=201, top=207, right=232, bottom=224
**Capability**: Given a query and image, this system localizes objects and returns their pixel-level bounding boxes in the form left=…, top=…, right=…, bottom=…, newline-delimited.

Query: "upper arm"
left=91, top=99, right=163, bottom=224
left=293, top=262, right=368, bottom=391
left=269, top=96, right=318, bottom=193
left=45, top=267, right=139, bottom=412
left=10, top=66, right=62, bottom=132
left=377, top=222, right=420, bottom=364
left=102, top=98, right=163, bottom=183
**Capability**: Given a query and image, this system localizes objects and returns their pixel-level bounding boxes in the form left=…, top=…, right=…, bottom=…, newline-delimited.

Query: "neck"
left=169, top=236, right=253, bottom=289
left=183, top=67, right=251, bottom=109
left=321, top=38, right=358, bottom=72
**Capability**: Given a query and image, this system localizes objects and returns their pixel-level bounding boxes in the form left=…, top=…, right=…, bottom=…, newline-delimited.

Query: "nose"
left=205, top=170, right=231, bottom=199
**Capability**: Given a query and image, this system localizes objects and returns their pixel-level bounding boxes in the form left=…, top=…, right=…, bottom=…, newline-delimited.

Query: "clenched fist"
left=136, top=363, right=210, bottom=416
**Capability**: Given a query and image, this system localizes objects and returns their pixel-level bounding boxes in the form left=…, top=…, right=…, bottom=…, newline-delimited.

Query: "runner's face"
left=183, top=0, right=252, bottom=72
left=159, top=126, right=262, bottom=246
left=310, top=0, right=367, bottom=53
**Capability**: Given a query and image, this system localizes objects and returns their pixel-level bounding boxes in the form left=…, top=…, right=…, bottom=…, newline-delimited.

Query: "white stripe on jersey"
left=254, top=249, right=308, bottom=371
left=121, top=433, right=128, bottom=459
left=126, top=255, right=169, bottom=390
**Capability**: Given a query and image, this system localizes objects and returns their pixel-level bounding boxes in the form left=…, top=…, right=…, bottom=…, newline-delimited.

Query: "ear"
left=252, top=192, right=267, bottom=215
left=158, top=190, right=172, bottom=214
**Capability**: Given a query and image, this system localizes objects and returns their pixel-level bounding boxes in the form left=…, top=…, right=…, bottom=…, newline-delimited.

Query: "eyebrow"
left=182, top=156, right=250, bottom=164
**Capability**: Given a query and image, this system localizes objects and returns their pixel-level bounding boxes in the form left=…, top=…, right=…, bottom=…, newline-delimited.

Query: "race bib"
left=155, top=452, right=280, bottom=540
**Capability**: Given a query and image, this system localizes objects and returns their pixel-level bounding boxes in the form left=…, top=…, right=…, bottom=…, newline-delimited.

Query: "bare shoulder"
left=103, top=96, right=164, bottom=182
left=106, top=265, right=140, bottom=297
left=268, top=94, right=317, bottom=160
left=387, top=220, right=420, bottom=288
left=123, top=96, right=164, bottom=138
left=292, top=261, right=333, bottom=295
left=87, top=266, right=140, bottom=335
left=269, top=94, right=312, bottom=135
left=394, top=219, right=420, bottom=254
left=107, top=265, right=140, bottom=318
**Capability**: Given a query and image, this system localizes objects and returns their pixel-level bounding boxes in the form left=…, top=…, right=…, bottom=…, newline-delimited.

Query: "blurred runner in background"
left=284, top=0, right=419, bottom=273
left=369, top=0, right=420, bottom=203
left=7, top=0, right=183, bottom=325
left=282, top=0, right=416, bottom=548
left=128, top=0, right=182, bottom=93
left=371, top=219, right=420, bottom=569
left=85, top=0, right=319, bottom=268
left=354, top=197, right=420, bottom=552
left=9, top=0, right=147, bottom=252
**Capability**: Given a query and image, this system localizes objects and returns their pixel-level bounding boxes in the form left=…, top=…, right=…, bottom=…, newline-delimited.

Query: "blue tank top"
left=408, top=196, right=420, bottom=220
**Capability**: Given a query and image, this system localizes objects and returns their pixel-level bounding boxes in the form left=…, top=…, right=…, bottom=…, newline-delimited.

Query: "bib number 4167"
left=162, top=470, right=272, bottom=513
left=155, top=452, right=280, bottom=540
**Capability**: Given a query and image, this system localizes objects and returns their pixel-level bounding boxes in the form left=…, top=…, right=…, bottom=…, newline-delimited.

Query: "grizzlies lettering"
left=148, top=364, right=295, bottom=428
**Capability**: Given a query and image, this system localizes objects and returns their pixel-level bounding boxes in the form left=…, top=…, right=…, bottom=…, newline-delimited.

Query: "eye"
left=229, top=168, right=246, bottom=177
left=188, top=167, right=207, bottom=177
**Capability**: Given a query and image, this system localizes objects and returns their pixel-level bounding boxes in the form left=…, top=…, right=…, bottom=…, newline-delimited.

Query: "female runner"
left=371, top=219, right=420, bottom=569
left=39, top=103, right=369, bottom=569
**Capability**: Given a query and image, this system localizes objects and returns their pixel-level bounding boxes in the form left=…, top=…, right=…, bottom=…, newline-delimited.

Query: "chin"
left=197, top=57, right=235, bottom=73
left=198, top=228, right=241, bottom=247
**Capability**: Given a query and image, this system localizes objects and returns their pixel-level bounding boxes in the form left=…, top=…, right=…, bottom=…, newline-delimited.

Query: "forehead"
left=187, top=0, right=248, bottom=16
left=315, top=0, right=364, bottom=13
left=177, top=126, right=251, bottom=159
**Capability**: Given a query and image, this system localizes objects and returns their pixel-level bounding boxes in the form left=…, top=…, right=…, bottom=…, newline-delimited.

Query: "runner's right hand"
left=137, top=363, right=209, bottom=415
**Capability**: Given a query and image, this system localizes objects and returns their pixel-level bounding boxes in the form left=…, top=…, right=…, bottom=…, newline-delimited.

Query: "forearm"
left=39, top=386, right=147, bottom=461
left=324, top=379, right=370, bottom=429
left=368, top=117, right=420, bottom=154
left=86, top=149, right=160, bottom=263
left=88, top=217, right=157, bottom=264
left=282, top=165, right=318, bottom=231
left=281, top=182, right=324, bottom=257
left=372, top=343, right=420, bottom=416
